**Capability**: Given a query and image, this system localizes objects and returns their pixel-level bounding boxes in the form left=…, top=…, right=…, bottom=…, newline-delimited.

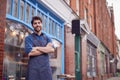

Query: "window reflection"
left=3, top=20, right=32, bottom=80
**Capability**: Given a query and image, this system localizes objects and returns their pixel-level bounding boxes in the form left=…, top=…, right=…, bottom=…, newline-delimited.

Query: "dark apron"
left=26, top=33, right=52, bottom=80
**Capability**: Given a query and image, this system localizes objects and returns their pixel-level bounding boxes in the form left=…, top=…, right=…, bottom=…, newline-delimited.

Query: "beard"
left=34, top=26, right=41, bottom=33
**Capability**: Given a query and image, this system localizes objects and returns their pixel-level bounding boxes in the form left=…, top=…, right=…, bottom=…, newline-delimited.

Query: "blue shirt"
left=25, top=32, right=52, bottom=54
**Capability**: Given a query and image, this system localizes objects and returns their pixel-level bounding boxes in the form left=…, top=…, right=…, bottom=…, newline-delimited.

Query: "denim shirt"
left=25, top=32, right=52, bottom=54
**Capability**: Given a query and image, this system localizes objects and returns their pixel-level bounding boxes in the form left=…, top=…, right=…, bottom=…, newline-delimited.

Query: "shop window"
left=87, top=41, right=96, bottom=77
left=100, top=52, right=106, bottom=74
left=49, top=48, right=57, bottom=59
left=3, top=20, right=32, bottom=80
left=49, top=39, right=61, bottom=59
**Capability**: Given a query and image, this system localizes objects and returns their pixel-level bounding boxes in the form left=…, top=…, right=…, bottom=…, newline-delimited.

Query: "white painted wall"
left=37, top=0, right=79, bottom=27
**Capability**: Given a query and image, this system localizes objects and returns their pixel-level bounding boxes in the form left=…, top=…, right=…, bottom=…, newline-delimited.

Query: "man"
left=25, top=16, right=55, bottom=80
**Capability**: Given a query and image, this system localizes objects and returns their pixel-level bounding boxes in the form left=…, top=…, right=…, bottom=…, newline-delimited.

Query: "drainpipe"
left=75, top=35, right=81, bottom=80
left=72, top=19, right=81, bottom=80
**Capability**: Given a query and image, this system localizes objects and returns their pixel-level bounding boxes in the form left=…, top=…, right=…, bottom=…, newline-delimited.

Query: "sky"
left=107, top=0, right=120, bottom=39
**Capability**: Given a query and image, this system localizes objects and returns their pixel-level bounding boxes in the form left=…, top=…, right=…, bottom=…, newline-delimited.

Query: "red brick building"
left=64, top=0, right=117, bottom=80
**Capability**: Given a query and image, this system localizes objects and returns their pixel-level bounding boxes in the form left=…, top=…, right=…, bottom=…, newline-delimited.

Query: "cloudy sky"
left=107, top=0, right=120, bottom=39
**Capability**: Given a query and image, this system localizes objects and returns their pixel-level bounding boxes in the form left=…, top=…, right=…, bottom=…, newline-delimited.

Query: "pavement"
left=107, top=77, right=120, bottom=80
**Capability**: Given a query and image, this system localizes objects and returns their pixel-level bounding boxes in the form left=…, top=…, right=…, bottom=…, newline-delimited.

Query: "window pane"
left=32, top=7, right=35, bottom=17
left=49, top=19, right=52, bottom=35
left=20, top=0, right=24, bottom=20
left=3, top=20, right=32, bottom=80
left=37, top=10, right=40, bottom=16
left=54, top=23, right=57, bottom=37
left=59, top=27, right=62, bottom=39
left=52, top=21, right=54, bottom=36
left=87, top=42, right=96, bottom=77
left=57, top=25, right=60, bottom=39
left=43, top=15, right=47, bottom=32
left=26, top=4, right=30, bottom=23
left=14, top=0, right=18, bottom=18
left=6, top=0, right=12, bottom=14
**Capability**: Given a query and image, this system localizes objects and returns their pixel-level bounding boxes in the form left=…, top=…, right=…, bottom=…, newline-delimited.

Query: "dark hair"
left=31, top=16, right=42, bottom=25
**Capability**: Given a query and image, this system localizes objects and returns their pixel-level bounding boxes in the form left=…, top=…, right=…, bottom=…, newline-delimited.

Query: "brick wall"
left=78, top=0, right=116, bottom=55
left=0, top=0, right=7, bottom=78
left=70, top=0, right=117, bottom=79
left=70, top=0, right=77, bottom=12
left=95, top=0, right=116, bottom=55
left=64, top=26, right=75, bottom=76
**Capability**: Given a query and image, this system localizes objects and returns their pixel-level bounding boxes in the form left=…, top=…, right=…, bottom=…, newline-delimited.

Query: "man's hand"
left=35, top=43, right=55, bottom=53
left=28, top=47, right=42, bottom=56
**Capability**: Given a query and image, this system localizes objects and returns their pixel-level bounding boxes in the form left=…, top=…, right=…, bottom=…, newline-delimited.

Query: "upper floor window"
left=76, top=0, right=79, bottom=15
left=84, top=8, right=88, bottom=22
left=89, top=16, right=92, bottom=30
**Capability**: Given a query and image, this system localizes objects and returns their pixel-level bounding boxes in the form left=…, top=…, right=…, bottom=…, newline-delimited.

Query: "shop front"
left=3, top=0, right=64, bottom=80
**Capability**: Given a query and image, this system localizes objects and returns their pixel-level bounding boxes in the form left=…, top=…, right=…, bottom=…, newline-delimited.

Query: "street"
left=107, top=77, right=120, bottom=80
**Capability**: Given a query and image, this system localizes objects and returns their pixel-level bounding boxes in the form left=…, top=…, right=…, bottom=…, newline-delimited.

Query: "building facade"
left=0, top=0, right=117, bottom=80
left=65, top=0, right=117, bottom=80
left=0, top=0, right=78, bottom=80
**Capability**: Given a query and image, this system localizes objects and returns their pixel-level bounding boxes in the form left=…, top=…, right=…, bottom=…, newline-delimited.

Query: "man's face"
left=32, top=20, right=42, bottom=32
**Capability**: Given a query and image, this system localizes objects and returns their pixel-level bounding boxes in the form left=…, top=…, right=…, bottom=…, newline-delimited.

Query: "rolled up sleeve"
left=25, top=36, right=33, bottom=54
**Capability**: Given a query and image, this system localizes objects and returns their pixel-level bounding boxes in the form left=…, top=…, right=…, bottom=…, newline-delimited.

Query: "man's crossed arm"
left=28, top=43, right=55, bottom=56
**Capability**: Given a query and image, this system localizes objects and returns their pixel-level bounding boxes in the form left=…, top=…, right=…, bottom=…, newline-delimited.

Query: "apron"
left=26, top=33, right=52, bottom=80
